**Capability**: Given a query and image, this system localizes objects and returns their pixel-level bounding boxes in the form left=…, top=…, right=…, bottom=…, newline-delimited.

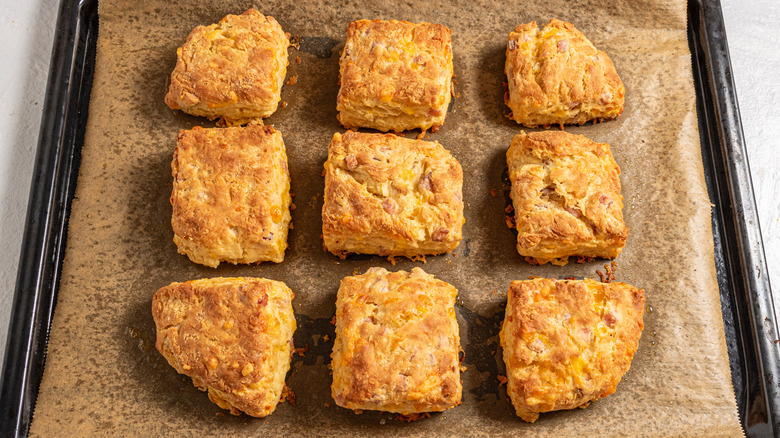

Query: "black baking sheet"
left=0, top=0, right=776, bottom=436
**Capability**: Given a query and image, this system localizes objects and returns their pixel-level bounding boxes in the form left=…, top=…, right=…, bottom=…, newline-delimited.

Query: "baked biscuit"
left=322, top=131, right=463, bottom=259
left=331, top=267, right=462, bottom=414
left=152, top=277, right=296, bottom=417
left=337, top=19, right=454, bottom=132
left=504, top=19, right=625, bottom=127
left=500, top=278, right=645, bottom=422
left=164, top=9, right=289, bottom=125
left=507, top=131, right=628, bottom=265
left=171, top=125, right=292, bottom=267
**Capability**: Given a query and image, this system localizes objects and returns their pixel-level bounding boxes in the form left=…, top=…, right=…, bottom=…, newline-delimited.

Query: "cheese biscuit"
left=507, top=130, right=628, bottom=265
left=505, top=19, right=624, bottom=127
left=331, top=267, right=462, bottom=414
left=500, top=278, right=644, bottom=422
left=165, top=9, right=289, bottom=125
left=152, top=277, right=296, bottom=417
left=337, top=19, right=453, bottom=132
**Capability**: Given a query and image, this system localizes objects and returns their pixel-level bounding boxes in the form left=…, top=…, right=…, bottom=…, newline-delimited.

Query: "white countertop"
left=0, top=0, right=778, bottom=363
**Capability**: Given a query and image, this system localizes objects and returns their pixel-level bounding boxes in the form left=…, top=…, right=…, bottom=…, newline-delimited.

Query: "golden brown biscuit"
left=507, top=130, right=628, bottom=265
left=164, top=9, right=289, bottom=125
left=152, top=277, right=296, bottom=417
left=504, top=19, right=625, bottom=127
left=331, top=267, right=462, bottom=414
left=499, top=278, right=645, bottom=422
left=322, top=131, right=463, bottom=259
left=337, top=19, right=453, bottom=132
left=171, top=125, right=292, bottom=267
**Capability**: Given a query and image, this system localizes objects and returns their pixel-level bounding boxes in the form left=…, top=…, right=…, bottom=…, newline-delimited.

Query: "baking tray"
left=0, top=0, right=776, bottom=436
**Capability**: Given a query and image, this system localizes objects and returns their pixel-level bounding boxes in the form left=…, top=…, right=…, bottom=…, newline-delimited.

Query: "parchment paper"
left=29, top=0, right=743, bottom=436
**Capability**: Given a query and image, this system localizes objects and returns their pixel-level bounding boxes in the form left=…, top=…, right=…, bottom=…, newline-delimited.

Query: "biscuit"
left=164, top=9, right=289, bottom=125
left=507, top=130, right=628, bottom=265
left=171, top=125, right=291, bottom=267
left=337, top=19, right=454, bottom=132
left=504, top=19, right=625, bottom=127
left=499, top=278, right=645, bottom=422
left=152, top=277, right=296, bottom=417
left=322, top=131, right=463, bottom=259
left=331, top=267, right=462, bottom=414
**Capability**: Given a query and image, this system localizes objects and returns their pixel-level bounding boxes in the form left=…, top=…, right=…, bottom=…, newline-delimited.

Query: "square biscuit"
left=505, top=19, right=625, bottom=127
left=507, top=130, right=628, bottom=265
left=164, top=9, right=289, bottom=125
left=337, top=19, right=454, bottom=132
left=152, top=277, right=296, bottom=417
left=322, top=131, right=463, bottom=259
left=499, top=278, right=645, bottom=422
left=171, top=125, right=291, bottom=267
left=331, top=267, right=462, bottom=414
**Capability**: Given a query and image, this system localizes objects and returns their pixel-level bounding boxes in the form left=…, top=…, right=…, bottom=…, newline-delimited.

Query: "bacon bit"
left=330, top=315, right=337, bottom=326
left=490, top=188, right=498, bottom=197
left=396, top=412, right=431, bottom=422
left=505, top=216, right=515, bottom=228
left=288, top=222, right=294, bottom=229
left=432, top=228, right=449, bottom=242
left=345, top=154, right=358, bottom=170
left=597, top=270, right=605, bottom=282
left=565, top=276, right=576, bottom=280
left=490, top=350, right=496, bottom=356
left=558, top=123, right=565, bottom=130
left=430, top=125, right=440, bottom=133
left=325, top=402, right=331, bottom=407
left=416, top=130, right=428, bottom=140
left=280, top=385, right=296, bottom=406
left=281, top=101, right=288, bottom=108
left=286, top=75, right=298, bottom=86
left=323, top=334, right=330, bottom=342
left=290, top=203, right=297, bottom=211
left=388, top=256, right=397, bottom=265
left=497, top=375, right=508, bottom=386
left=295, top=56, right=301, bottom=64
left=505, top=205, right=514, bottom=214
left=293, top=344, right=309, bottom=357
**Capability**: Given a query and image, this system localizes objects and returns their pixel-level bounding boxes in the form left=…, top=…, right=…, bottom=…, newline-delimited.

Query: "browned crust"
left=152, top=277, right=296, bottom=418
left=336, top=19, right=453, bottom=132
left=331, top=267, right=462, bottom=414
left=507, top=130, right=628, bottom=265
left=171, top=125, right=291, bottom=267
left=164, top=9, right=290, bottom=125
left=504, top=19, right=625, bottom=127
left=499, top=278, right=645, bottom=422
left=322, top=131, right=463, bottom=258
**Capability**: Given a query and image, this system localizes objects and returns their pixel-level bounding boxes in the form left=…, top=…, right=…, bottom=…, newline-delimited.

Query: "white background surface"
left=0, top=0, right=778, bottom=366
